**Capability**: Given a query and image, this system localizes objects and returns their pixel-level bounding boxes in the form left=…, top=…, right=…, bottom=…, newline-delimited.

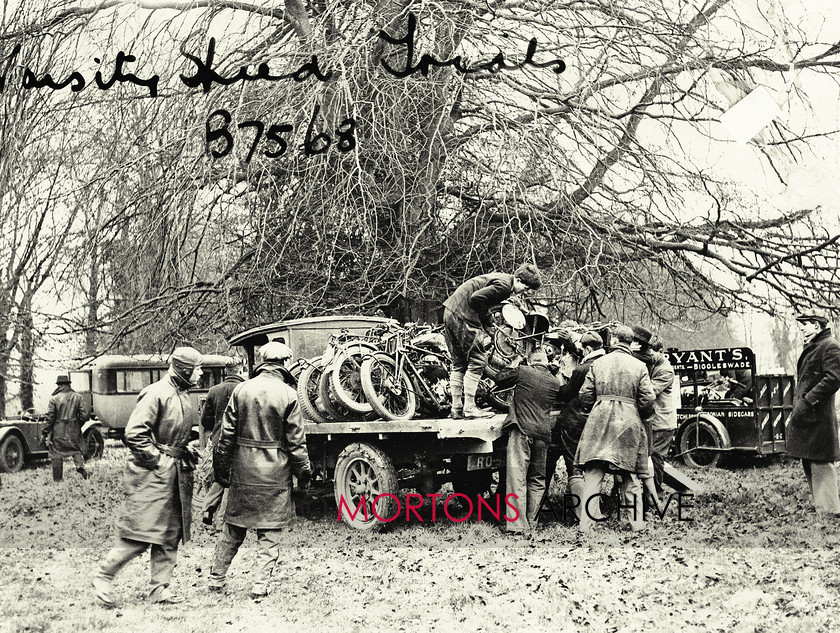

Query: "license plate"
left=466, top=454, right=494, bottom=471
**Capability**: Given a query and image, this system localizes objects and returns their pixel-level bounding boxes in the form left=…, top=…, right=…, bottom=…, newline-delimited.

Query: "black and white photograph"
left=2, top=0, right=840, bottom=631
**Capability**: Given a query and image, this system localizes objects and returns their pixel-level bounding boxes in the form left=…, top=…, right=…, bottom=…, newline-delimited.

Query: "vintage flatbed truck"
left=229, top=316, right=511, bottom=530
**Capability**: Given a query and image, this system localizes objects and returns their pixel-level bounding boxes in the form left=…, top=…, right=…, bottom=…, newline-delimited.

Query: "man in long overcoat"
left=788, top=308, right=840, bottom=514
left=92, top=347, right=204, bottom=607
left=42, top=374, right=90, bottom=481
left=576, top=325, right=656, bottom=531
left=502, top=349, right=562, bottom=535
left=210, top=341, right=312, bottom=599
left=198, top=357, right=245, bottom=526
left=443, top=263, right=542, bottom=419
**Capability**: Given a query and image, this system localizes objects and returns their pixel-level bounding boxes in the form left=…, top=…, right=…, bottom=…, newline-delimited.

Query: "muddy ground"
left=2, top=443, right=839, bottom=633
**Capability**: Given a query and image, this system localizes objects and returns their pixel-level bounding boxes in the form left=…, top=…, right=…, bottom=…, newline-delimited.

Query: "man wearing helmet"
left=93, top=346, right=205, bottom=607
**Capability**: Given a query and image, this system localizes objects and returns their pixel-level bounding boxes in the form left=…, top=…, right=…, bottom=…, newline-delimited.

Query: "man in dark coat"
left=199, top=357, right=245, bottom=526
left=92, top=347, right=204, bottom=607
left=502, top=349, right=562, bottom=535
left=788, top=308, right=840, bottom=514
left=210, top=341, right=312, bottom=598
left=42, top=374, right=90, bottom=481
left=547, top=331, right=606, bottom=522
left=631, top=326, right=677, bottom=495
left=443, top=263, right=542, bottom=419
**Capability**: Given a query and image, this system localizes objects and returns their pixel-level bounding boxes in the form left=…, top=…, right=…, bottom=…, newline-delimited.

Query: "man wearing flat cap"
left=443, top=263, right=542, bottom=419
left=788, top=308, right=840, bottom=515
left=93, top=346, right=204, bottom=607
left=42, top=374, right=90, bottom=482
left=210, top=341, right=311, bottom=599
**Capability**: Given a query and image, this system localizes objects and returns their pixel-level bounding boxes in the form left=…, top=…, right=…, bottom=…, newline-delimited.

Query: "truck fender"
left=81, top=419, right=103, bottom=435
left=679, top=412, right=733, bottom=449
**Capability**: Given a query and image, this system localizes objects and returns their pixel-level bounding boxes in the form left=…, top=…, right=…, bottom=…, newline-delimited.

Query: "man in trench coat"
left=787, top=308, right=840, bottom=514
left=42, top=374, right=90, bottom=481
left=576, top=325, right=656, bottom=532
left=209, top=341, right=312, bottom=599
left=92, top=347, right=204, bottom=607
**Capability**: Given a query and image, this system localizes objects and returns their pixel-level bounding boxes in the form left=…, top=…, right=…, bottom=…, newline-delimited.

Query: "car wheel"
left=0, top=435, right=25, bottom=473
left=679, top=419, right=723, bottom=469
left=83, top=427, right=105, bottom=460
left=333, top=442, right=399, bottom=531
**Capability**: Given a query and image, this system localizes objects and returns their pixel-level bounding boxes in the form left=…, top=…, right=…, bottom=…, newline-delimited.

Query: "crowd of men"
left=67, top=264, right=839, bottom=607
left=443, top=265, right=678, bottom=535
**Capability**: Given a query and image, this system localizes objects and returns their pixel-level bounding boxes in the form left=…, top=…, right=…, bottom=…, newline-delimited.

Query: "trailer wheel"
left=678, top=419, right=724, bottom=469
left=296, top=357, right=330, bottom=424
left=334, top=442, right=399, bottom=531
left=83, top=427, right=105, bottom=460
left=360, top=353, right=416, bottom=421
left=0, top=434, right=25, bottom=473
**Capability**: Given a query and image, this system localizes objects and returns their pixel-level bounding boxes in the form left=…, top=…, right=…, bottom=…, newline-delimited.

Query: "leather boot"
left=463, top=372, right=493, bottom=419
left=52, top=459, right=63, bottom=482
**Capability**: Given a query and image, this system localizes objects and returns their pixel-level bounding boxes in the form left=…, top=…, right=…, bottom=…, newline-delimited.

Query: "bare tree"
left=5, top=0, right=840, bottom=368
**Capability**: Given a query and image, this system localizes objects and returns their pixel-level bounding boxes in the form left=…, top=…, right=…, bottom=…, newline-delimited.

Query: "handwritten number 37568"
left=206, top=106, right=356, bottom=161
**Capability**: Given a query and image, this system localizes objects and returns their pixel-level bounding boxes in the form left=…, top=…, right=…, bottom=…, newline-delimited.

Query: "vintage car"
left=0, top=410, right=104, bottom=473
left=70, top=353, right=235, bottom=438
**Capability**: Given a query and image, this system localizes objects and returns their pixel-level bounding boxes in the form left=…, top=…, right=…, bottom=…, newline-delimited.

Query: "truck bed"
left=303, top=413, right=506, bottom=453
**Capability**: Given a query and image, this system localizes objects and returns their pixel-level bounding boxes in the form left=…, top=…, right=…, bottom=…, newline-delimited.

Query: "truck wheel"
left=296, top=357, right=330, bottom=424
left=679, top=419, right=723, bottom=469
left=0, top=435, right=25, bottom=473
left=360, top=353, right=417, bottom=421
left=330, top=341, right=378, bottom=414
left=334, top=442, right=399, bottom=531
left=83, top=427, right=105, bottom=460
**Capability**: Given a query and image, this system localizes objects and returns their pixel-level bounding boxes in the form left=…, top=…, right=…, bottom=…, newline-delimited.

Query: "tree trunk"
left=18, top=292, right=35, bottom=412
left=85, top=241, right=101, bottom=356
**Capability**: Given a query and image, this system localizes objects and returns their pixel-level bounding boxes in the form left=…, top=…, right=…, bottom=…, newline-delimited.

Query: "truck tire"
left=318, top=366, right=356, bottom=422
left=83, top=427, right=105, bottom=460
left=334, top=442, right=399, bottom=531
left=0, top=435, right=25, bottom=473
left=296, top=357, right=330, bottom=424
left=678, top=419, right=724, bottom=469
left=360, top=353, right=417, bottom=421
left=329, top=341, right=378, bottom=414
